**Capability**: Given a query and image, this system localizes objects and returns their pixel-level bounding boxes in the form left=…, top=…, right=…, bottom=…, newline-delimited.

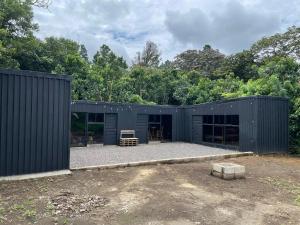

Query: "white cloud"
left=33, top=0, right=300, bottom=62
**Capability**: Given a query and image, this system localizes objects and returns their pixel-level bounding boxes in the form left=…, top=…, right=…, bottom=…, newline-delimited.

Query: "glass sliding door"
left=71, top=112, right=87, bottom=147
left=202, top=115, right=239, bottom=146
left=87, top=113, right=104, bottom=144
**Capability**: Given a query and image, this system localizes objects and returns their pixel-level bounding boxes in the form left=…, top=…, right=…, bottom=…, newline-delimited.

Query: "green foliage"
left=0, top=0, right=38, bottom=38
left=223, top=75, right=288, bottom=98
left=251, top=26, right=300, bottom=61
left=216, top=50, right=258, bottom=80
left=0, top=0, right=299, bottom=151
left=128, top=94, right=156, bottom=105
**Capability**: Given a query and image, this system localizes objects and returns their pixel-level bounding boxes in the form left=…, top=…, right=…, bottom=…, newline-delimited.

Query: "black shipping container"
left=71, top=96, right=289, bottom=154
left=0, top=69, right=71, bottom=176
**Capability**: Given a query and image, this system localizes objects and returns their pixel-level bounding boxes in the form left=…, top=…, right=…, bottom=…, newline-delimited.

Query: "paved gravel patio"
left=70, top=142, right=238, bottom=169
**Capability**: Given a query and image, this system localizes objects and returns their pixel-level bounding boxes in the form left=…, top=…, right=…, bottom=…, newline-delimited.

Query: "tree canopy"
left=0, top=0, right=299, bottom=151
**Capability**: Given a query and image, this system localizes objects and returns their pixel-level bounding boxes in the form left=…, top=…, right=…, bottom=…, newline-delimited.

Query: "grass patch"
left=45, top=201, right=55, bottom=216
left=0, top=205, right=6, bottom=223
left=23, top=209, right=36, bottom=219
left=10, top=199, right=36, bottom=222
left=261, top=177, right=300, bottom=206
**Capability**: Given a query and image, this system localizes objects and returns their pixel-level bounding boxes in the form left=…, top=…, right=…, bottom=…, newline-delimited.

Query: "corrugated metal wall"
left=104, top=113, right=118, bottom=145
left=71, top=102, right=185, bottom=143
left=0, top=69, right=71, bottom=176
left=184, top=96, right=288, bottom=153
left=185, top=97, right=258, bottom=151
left=71, top=97, right=288, bottom=154
left=136, top=114, right=148, bottom=143
left=257, top=97, right=289, bottom=153
left=192, top=115, right=202, bottom=144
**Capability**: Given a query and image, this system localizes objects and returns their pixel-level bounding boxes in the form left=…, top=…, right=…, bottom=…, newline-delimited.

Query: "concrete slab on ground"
left=70, top=142, right=249, bottom=169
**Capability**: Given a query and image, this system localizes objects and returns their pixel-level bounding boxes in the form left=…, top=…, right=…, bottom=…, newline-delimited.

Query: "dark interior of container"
left=87, top=113, right=104, bottom=144
left=148, top=114, right=172, bottom=142
left=203, top=115, right=239, bottom=146
left=71, top=112, right=104, bottom=146
left=70, top=112, right=86, bottom=147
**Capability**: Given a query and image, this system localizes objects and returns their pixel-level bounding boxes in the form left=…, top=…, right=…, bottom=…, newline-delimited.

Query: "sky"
left=33, top=0, right=300, bottom=63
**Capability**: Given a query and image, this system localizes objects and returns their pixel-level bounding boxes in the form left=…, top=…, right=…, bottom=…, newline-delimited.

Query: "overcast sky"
left=33, top=0, right=300, bottom=62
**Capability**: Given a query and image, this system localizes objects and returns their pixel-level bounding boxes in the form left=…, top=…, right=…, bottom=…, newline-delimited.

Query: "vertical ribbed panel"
left=257, top=98, right=289, bottom=153
left=136, top=114, right=148, bottom=144
left=104, top=113, right=118, bottom=145
left=192, top=115, right=202, bottom=144
left=0, top=69, right=71, bottom=176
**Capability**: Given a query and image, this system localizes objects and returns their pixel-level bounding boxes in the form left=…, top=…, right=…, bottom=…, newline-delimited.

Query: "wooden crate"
left=120, top=138, right=139, bottom=146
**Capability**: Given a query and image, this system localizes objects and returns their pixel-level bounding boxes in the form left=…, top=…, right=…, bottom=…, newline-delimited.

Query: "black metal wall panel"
left=136, top=114, right=148, bottom=143
left=0, top=69, right=71, bottom=176
left=104, top=113, right=118, bottom=145
left=192, top=115, right=202, bottom=144
left=256, top=97, right=289, bottom=153
left=185, top=98, right=258, bottom=151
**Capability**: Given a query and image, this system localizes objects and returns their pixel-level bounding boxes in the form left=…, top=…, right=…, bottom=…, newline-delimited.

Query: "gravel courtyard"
left=70, top=142, right=238, bottom=169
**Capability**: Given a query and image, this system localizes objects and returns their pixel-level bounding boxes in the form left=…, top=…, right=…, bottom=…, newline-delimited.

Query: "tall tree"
left=40, top=37, right=81, bottom=72
left=80, top=44, right=89, bottom=61
left=0, top=0, right=39, bottom=68
left=93, top=44, right=127, bottom=101
left=173, top=45, right=225, bottom=76
left=251, top=26, right=300, bottom=61
left=134, top=41, right=161, bottom=67
left=216, top=50, right=258, bottom=80
left=0, top=0, right=38, bottom=38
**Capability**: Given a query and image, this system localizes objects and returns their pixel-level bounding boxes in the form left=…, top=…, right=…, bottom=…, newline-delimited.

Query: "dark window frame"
left=202, top=115, right=239, bottom=146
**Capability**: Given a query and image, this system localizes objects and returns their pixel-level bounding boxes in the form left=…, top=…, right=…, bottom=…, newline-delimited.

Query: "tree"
left=251, top=26, right=300, bottom=61
left=0, top=38, right=19, bottom=68
left=30, top=0, right=52, bottom=8
left=216, top=50, right=258, bottom=80
left=173, top=45, right=225, bottom=77
left=134, top=41, right=161, bottom=67
left=0, top=0, right=38, bottom=38
left=80, top=44, right=89, bottom=61
left=32, top=37, right=82, bottom=73
left=93, top=44, right=127, bottom=102
left=257, top=56, right=300, bottom=82
left=0, top=0, right=41, bottom=69
left=172, top=49, right=199, bottom=71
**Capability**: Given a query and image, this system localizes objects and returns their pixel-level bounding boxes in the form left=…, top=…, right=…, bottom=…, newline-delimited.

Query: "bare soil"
left=0, top=155, right=300, bottom=225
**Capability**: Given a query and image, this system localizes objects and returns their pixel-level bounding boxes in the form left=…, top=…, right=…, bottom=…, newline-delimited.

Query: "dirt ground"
left=0, top=155, right=300, bottom=225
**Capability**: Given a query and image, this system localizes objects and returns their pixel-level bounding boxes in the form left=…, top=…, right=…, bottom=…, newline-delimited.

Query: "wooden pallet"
left=120, top=138, right=139, bottom=146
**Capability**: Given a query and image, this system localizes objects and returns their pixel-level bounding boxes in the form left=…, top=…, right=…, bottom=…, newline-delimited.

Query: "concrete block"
left=211, top=163, right=245, bottom=180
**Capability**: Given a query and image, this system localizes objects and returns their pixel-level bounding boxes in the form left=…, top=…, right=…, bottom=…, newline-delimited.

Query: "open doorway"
left=161, top=115, right=172, bottom=142
left=87, top=113, right=104, bottom=144
left=71, top=112, right=87, bottom=147
left=148, top=114, right=172, bottom=142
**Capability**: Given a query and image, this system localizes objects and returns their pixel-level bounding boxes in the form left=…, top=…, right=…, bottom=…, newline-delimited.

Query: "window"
left=203, top=125, right=213, bottom=142
left=213, top=126, right=224, bottom=144
left=226, top=115, right=239, bottom=125
left=88, top=123, right=104, bottom=144
left=88, top=113, right=104, bottom=123
left=88, top=113, right=104, bottom=144
left=149, top=115, right=161, bottom=123
left=225, top=126, right=239, bottom=145
left=71, top=112, right=86, bottom=147
left=214, top=115, right=224, bottom=124
left=203, top=115, right=213, bottom=124
left=202, top=115, right=239, bottom=146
